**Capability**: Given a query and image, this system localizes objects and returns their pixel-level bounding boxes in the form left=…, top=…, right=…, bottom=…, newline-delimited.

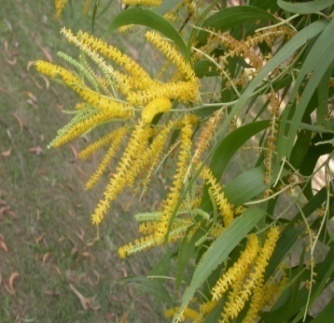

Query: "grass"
left=0, top=1, right=168, bottom=322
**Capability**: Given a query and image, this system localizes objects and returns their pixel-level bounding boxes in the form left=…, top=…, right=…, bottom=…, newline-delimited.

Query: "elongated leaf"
left=175, top=225, right=203, bottom=286
left=224, top=165, right=279, bottom=205
left=210, top=120, right=269, bottom=180
left=279, top=19, right=334, bottom=160
left=194, top=60, right=219, bottom=78
left=109, top=8, right=190, bottom=60
left=278, top=0, right=334, bottom=14
left=317, top=68, right=331, bottom=128
left=174, top=207, right=265, bottom=322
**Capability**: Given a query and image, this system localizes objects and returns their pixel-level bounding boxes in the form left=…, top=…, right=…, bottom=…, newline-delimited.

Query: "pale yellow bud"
left=141, top=98, right=172, bottom=124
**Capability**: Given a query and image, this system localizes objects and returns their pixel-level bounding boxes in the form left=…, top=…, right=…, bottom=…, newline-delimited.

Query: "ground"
left=0, top=1, right=166, bottom=322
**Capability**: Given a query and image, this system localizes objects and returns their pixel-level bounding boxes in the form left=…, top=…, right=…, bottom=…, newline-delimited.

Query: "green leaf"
left=174, top=207, right=265, bottom=322
left=109, top=8, right=190, bottom=60
left=175, top=225, right=203, bottom=286
left=194, top=60, right=220, bottom=77
left=250, top=0, right=280, bottom=11
left=317, top=66, right=332, bottom=128
left=210, top=120, right=269, bottom=180
left=278, top=19, right=334, bottom=160
left=224, top=165, right=280, bottom=205
left=277, top=0, right=334, bottom=14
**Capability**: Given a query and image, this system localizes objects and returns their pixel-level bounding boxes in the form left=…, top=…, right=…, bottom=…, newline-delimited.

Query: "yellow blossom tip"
left=141, top=97, right=172, bottom=124
left=122, top=0, right=162, bottom=6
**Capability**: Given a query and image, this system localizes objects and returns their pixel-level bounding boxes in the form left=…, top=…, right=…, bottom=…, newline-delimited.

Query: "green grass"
left=0, top=1, right=167, bottom=322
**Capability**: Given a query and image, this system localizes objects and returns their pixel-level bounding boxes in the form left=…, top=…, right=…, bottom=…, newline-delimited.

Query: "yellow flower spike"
left=60, top=28, right=154, bottom=90
left=78, top=127, right=129, bottom=159
left=243, top=280, right=267, bottom=323
left=145, top=30, right=196, bottom=81
left=35, top=61, right=131, bottom=117
left=85, top=127, right=128, bottom=189
left=127, top=80, right=199, bottom=106
left=122, top=0, right=162, bottom=5
left=91, top=121, right=151, bottom=225
left=200, top=166, right=234, bottom=227
left=211, top=234, right=260, bottom=301
left=155, top=115, right=195, bottom=240
left=54, top=0, right=68, bottom=18
left=165, top=307, right=200, bottom=321
left=220, top=227, right=281, bottom=322
left=138, top=222, right=158, bottom=235
left=196, top=300, right=218, bottom=322
left=50, top=111, right=112, bottom=148
left=118, top=222, right=190, bottom=258
left=118, top=235, right=159, bottom=258
left=60, top=29, right=132, bottom=95
left=141, top=97, right=172, bottom=124
left=35, top=60, right=75, bottom=80
left=91, top=198, right=110, bottom=225
left=193, top=108, right=225, bottom=165
left=135, top=120, right=176, bottom=196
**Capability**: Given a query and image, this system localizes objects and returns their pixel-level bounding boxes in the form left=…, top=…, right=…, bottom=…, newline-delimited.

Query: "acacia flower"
left=54, top=0, right=68, bottom=18
left=220, top=227, right=280, bottom=322
left=122, top=0, right=162, bottom=6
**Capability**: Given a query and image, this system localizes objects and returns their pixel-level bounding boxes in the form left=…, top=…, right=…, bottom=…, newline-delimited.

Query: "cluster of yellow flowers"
left=35, top=27, right=200, bottom=230
left=39, top=3, right=291, bottom=321
left=166, top=227, right=285, bottom=322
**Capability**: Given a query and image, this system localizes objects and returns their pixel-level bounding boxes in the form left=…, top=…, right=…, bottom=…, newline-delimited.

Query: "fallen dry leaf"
left=0, top=234, right=8, bottom=252
left=82, top=252, right=95, bottom=261
left=86, top=233, right=100, bottom=247
left=0, top=206, right=7, bottom=217
left=5, top=272, right=19, bottom=294
left=41, top=47, right=53, bottom=62
left=93, top=270, right=100, bottom=285
left=30, top=76, right=44, bottom=90
left=42, top=252, right=51, bottom=264
left=12, top=113, right=23, bottom=131
left=5, top=57, right=17, bottom=65
left=40, top=75, right=50, bottom=89
left=35, top=233, right=45, bottom=244
left=69, top=283, right=91, bottom=311
left=1, top=149, right=11, bottom=157
left=28, top=146, right=43, bottom=155
left=23, top=91, right=37, bottom=103
left=54, top=265, right=63, bottom=277
left=44, top=290, right=61, bottom=297
left=26, top=61, right=35, bottom=71
left=75, top=228, right=85, bottom=243
left=69, top=144, right=78, bottom=160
